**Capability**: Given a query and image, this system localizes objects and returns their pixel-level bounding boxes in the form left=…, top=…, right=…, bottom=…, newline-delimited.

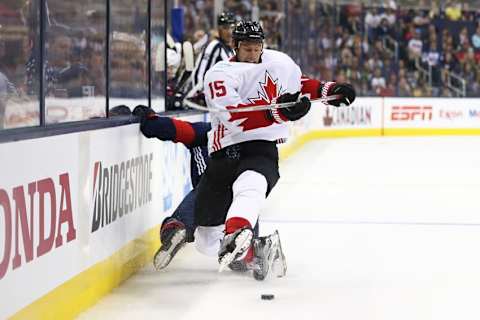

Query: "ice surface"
left=78, top=136, right=480, bottom=320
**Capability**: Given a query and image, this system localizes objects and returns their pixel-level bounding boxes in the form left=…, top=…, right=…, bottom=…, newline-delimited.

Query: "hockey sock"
left=225, top=217, right=251, bottom=234
left=225, top=217, right=254, bottom=263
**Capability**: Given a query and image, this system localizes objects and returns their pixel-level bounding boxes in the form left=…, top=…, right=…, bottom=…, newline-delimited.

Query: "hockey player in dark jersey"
left=132, top=105, right=210, bottom=270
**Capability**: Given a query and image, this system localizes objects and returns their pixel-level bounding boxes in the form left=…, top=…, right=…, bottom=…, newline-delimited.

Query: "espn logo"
left=391, top=106, right=433, bottom=121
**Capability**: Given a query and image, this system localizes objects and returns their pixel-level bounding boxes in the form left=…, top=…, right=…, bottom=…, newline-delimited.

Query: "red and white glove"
left=320, top=82, right=356, bottom=107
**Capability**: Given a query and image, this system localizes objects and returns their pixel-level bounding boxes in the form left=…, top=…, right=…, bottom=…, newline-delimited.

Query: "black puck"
left=261, top=294, right=274, bottom=300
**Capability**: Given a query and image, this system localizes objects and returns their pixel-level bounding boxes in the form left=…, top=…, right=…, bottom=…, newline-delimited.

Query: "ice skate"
left=218, top=227, right=254, bottom=273
left=153, top=218, right=187, bottom=270
left=252, top=230, right=287, bottom=281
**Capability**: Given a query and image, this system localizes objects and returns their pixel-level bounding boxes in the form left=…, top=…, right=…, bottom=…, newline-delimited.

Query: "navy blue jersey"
left=189, top=146, right=208, bottom=187
left=186, top=122, right=210, bottom=187
left=140, top=116, right=211, bottom=187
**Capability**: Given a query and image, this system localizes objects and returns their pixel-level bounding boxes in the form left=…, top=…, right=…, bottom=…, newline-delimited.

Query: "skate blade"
left=273, top=256, right=287, bottom=277
left=153, top=229, right=186, bottom=270
left=273, top=230, right=287, bottom=277
left=218, top=229, right=253, bottom=273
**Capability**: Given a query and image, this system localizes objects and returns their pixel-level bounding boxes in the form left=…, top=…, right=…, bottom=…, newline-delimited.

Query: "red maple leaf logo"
left=226, top=71, right=284, bottom=131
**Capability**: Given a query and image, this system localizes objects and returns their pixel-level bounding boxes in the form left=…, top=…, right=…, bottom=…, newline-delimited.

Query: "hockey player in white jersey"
left=193, top=20, right=312, bottom=278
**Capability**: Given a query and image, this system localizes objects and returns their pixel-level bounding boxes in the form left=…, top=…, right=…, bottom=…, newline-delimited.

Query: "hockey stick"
left=182, top=94, right=343, bottom=113
left=173, top=41, right=194, bottom=93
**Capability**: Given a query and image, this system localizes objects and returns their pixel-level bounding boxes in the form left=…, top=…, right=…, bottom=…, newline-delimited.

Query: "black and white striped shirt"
left=0, top=72, right=19, bottom=97
left=192, top=38, right=234, bottom=90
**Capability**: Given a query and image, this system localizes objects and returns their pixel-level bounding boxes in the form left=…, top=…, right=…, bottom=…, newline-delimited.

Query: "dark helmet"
left=232, top=20, right=265, bottom=44
left=217, top=12, right=236, bottom=26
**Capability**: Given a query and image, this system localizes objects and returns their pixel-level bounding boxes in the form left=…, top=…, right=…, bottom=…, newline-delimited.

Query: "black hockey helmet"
left=217, top=12, right=236, bottom=26
left=232, top=20, right=265, bottom=44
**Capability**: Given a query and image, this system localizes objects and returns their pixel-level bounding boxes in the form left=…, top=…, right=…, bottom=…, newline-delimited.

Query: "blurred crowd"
left=0, top=0, right=165, bottom=129
left=2, top=0, right=480, bottom=130
left=333, top=1, right=480, bottom=97
left=175, top=0, right=480, bottom=98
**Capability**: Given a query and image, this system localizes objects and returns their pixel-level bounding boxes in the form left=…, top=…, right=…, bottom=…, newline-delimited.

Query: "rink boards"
left=1, top=97, right=480, bottom=319
left=280, top=97, right=480, bottom=159
left=0, top=113, right=205, bottom=319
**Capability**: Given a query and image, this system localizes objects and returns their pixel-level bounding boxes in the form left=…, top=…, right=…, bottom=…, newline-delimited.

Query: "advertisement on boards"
left=0, top=113, right=204, bottom=319
left=384, top=98, right=480, bottom=128
left=308, top=97, right=383, bottom=130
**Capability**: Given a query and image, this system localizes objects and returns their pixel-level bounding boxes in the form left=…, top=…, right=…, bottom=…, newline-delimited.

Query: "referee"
left=191, top=12, right=236, bottom=94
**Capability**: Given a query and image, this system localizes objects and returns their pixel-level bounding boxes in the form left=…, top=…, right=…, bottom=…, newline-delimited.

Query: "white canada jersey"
left=203, top=49, right=302, bottom=154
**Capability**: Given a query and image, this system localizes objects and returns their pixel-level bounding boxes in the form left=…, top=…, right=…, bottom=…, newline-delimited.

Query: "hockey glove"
left=266, top=92, right=311, bottom=123
left=319, top=82, right=356, bottom=107
left=133, top=105, right=176, bottom=140
left=139, top=115, right=176, bottom=140
left=109, top=105, right=132, bottom=116
left=132, top=104, right=156, bottom=119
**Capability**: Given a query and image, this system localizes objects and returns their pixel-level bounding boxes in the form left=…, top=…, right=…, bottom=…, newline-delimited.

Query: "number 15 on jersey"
left=208, top=81, right=227, bottom=99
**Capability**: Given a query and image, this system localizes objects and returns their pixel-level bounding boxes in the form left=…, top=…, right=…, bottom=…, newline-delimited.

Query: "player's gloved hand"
left=132, top=104, right=156, bottom=120
left=138, top=115, right=176, bottom=140
left=132, top=105, right=175, bottom=140
left=109, top=105, right=132, bottom=116
left=277, top=92, right=300, bottom=104
left=319, top=82, right=356, bottom=107
left=266, top=92, right=311, bottom=122
left=281, top=96, right=311, bottom=121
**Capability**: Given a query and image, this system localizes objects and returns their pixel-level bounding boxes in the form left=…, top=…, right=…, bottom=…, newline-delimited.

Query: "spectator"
left=455, top=42, right=472, bottom=66
left=381, top=7, right=397, bottom=26
left=371, top=67, right=386, bottom=95
left=471, top=24, right=480, bottom=51
left=470, top=69, right=480, bottom=96
left=464, top=46, right=477, bottom=66
left=376, top=17, right=393, bottom=40
left=413, top=10, right=430, bottom=27
left=383, top=56, right=397, bottom=75
left=379, top=73, right=397, bottom=96
left=407, top=30, right=423, bottom=66
left=412, top=80, right=426, bottom=96
left=192, top=30, right=209, bottom=54
left=442, top=50, right=460, bottom=73
left=458, top=27, right=470, bottom=49
left=426, top=24, right=438, bottom=46
left=324, top=47, right=338, bottom=71
left=441, top=87, right=453, bottom=97
left=398, top=76, right=412, bottom=96
left=320, top=30, right=332, bottom=50
left=365, top=8, right=381, bottom=41
left=359, top=80, right=373, bottom=96
left=167, top=48, right=181, bottom=81
left=334, top=25, right=349, bottom=49
left=0, top=71, right=19, bottom=129
left=345, top=15, right=362, bottom=35
left=346, top=63, right=362, bottom=92
left=463, top=61, right=476, bottom=90
left=425, top=41, right=441, bottom=86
